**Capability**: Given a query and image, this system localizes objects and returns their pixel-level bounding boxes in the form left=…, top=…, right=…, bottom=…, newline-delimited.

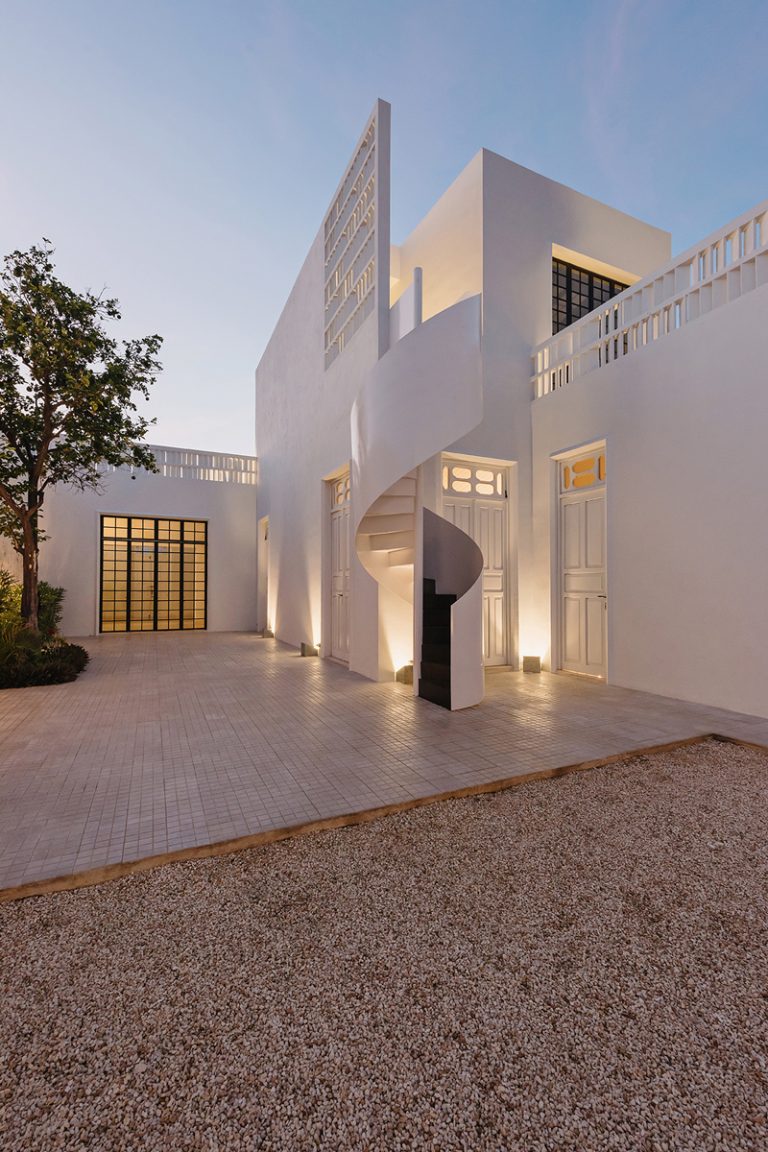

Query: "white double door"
left=442, top=495, right=508, bottom=666
left=559, top=488, right=606, bottom=677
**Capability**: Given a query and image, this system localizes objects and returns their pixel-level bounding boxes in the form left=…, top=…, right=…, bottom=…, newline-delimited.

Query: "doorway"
left=100, top=515, right=207, bottom=632
left=558, top=448, right=607, bottom=677
left=441, top=458, right=510, bottom=666
left=328, top=472, right=351, bottom=661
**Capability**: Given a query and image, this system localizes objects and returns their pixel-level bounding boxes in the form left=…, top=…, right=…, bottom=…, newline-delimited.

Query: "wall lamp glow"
left=522, top=656, right=542, bottom=673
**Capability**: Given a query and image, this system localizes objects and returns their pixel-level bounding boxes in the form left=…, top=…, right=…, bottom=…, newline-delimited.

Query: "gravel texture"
left=2, top=738, right=767, bottom=1151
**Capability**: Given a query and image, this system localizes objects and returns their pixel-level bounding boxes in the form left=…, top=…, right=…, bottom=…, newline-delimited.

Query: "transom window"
left=100, top=515, right=207, bottom=633
left=560, top=451, right=606, bottom=493
left=330, top=473, right=351, bottom=508
left=442, top=461, right=506, bottom=499
left=553, top=259, right=628, bottom=334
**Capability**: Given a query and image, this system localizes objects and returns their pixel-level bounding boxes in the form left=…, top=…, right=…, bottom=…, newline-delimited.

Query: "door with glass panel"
left=441, top=459, right=509, bottom=666
left=558, top=450, right=607, bottom=677
left=100, top=516, right=207, bottom=632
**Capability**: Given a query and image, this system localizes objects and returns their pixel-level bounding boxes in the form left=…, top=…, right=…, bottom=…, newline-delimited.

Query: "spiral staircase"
left=351, top=291, right=485, bottom=709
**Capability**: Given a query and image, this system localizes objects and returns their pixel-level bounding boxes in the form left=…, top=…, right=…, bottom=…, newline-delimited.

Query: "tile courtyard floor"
left=1, top=631, right=767, bottom=894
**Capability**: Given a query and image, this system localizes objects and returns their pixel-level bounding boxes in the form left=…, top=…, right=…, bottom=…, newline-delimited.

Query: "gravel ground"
left=2, top=738, right=767, bottom=1152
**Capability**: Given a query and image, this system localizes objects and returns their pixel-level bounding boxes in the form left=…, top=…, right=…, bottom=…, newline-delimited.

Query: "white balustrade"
left=101, top=444, right=258, bottom=485
left=532, top=200, right=768, bottom=398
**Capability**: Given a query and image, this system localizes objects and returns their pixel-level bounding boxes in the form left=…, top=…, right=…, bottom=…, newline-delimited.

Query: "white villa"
left=15, top=99, right=768, bottom=720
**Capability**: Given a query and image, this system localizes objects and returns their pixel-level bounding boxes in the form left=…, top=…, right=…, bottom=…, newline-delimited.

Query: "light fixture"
left=301, top=642, right=319, bottom=657
left=522, top=656, right=542, bottom=673
left=396, top=663, right=414, bottom=685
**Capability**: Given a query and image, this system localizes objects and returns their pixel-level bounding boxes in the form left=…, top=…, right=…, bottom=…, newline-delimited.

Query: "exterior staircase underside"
left=357, top=471, right=417, bottom=602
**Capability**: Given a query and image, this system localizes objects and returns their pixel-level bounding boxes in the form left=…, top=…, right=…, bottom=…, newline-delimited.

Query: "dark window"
left=552, top=259, right=628, bottom=334
left=100, top=515, right=207, bottom=633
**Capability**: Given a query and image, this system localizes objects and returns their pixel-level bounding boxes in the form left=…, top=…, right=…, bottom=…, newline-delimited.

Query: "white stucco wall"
left=39, top=462, right=258, bottom=637
left=255, top=227, right=381, bottom=663
left=473, top=151, right=672, bottom=658
left=254, top=103, right=390, bottom=675
left=393, top=152, right=483, bottom=322
left=531, top=281, right=768, bottom=718
left=255, top=129, right=672, bottom=682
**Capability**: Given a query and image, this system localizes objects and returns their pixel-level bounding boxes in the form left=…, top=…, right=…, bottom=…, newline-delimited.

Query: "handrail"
left=423, top=509, right=484, bottom=710
left=100, top=444, right=258, bottom=485
left=351, top=295, right=483, bottom=527
left=532, top=199, right=768, bottom=398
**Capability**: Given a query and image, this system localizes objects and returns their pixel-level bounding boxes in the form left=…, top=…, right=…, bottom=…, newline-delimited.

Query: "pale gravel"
left=2, top=739, right=767, bottom=1152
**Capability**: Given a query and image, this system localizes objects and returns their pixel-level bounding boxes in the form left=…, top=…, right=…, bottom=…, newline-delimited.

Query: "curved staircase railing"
left=350, top=293, right=484, bottom=709
left=421, top=510, right=484, bottom=710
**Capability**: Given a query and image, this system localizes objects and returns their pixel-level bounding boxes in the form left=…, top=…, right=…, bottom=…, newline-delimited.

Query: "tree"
left=0, top=241, right=161, bottom=630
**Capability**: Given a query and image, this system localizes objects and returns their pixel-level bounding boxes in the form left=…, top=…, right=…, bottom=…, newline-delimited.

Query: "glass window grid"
left=552, top=259, right=628, bottom=334
left=100, top=516, right=207, bottom=633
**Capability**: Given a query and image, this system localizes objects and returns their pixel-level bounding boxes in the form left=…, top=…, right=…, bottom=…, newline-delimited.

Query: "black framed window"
left=553, top=259, right=628, bottom=334
left=100, top=515, right=207, bottom=633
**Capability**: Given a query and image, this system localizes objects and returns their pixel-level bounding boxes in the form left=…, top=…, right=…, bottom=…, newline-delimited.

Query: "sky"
left=2, top=0, right=767, bottom=455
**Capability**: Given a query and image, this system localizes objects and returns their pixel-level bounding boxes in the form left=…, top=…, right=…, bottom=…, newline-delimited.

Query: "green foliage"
left=0, top=567, right=21, bottom=618
left=0, top=639, right=89, bottom=689
left=0, top=568, right=86, bottom=687
left=0, top=240, right=161, bottom=626
left=0, top=569, right=63, bottom=636
left=38, top=580, right=64, bottom=638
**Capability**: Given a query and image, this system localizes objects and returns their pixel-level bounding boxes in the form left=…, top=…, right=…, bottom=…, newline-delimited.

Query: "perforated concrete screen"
left=323, top=100, right=390, bottom=368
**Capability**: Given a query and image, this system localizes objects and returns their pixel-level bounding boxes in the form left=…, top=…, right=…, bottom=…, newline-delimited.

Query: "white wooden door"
left=442, top=462, right=509, bottom=666
left=559, top=452, right=606, bottom=677
left=329, top=474, right=351, bottom=661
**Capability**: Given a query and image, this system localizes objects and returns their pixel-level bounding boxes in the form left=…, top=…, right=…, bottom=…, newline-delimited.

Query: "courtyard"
left=1, top=632, right=767, bottom=897
left=2, top=736, right=766, bottom=1150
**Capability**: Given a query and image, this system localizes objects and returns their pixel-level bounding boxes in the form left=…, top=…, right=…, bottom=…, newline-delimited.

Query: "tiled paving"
left=1, top=632, right=767, bottom=892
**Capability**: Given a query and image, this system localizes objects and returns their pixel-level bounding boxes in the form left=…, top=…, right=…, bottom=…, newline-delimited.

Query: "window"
left=442, top=461, right=506, bottom=499
left=552, top=259, right=628, bottom=334
left=100, top=516, right=207, bottom=632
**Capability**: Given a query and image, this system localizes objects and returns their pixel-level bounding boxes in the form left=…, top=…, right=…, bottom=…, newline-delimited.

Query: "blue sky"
left=2, top=0, right=766, bottom=454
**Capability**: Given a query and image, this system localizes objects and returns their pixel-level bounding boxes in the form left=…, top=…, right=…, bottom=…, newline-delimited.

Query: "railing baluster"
left=531, top=196, right=768, bottom=396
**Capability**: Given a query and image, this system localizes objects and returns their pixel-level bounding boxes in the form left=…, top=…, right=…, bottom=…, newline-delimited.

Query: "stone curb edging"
left=2, top=733, right=765, bottom=905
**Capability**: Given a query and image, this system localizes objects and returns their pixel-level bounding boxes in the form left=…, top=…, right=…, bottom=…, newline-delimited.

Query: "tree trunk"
left=20, top=515, right=39, bottom=631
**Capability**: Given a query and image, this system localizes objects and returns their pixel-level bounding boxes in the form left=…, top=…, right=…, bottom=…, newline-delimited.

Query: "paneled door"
left=329, top=473, right=351, bottom=661
left=442, top=460, right=509, bottom=666
left=559, top=450, right=606, bottom=677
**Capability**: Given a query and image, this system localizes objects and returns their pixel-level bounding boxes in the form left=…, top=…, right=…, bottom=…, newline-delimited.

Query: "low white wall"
left=39, top=463, right=258, bottom=637
left=532, top=282, right=768, bottom=718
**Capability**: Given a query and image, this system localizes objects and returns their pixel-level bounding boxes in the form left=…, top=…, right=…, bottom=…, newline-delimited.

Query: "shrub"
left=0, top=569, right=86, bottom=688
left=0, top=641, right=89, bottom=689
left=38, top=581, right=65, bottom=638
left=0, top=568, right=65, bottom=636
left=0, top=569, right=21, bottom=625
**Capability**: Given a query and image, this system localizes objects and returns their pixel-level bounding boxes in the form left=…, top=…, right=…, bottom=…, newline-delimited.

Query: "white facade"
left=255, top=99, right=768, bottom=718
left=24, top=445, right=259, bottom=637
left=530, top=203, right=768, bottom=717
left=9, top=99, right=766, bottom=721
